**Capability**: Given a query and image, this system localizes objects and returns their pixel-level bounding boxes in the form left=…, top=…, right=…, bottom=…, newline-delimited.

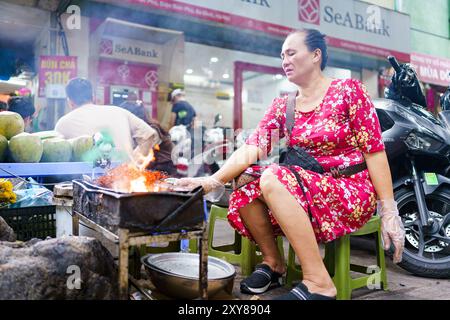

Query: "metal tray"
left=143, top=252, right=235, bottom=280
left=141, top=252, right=236, bottom=299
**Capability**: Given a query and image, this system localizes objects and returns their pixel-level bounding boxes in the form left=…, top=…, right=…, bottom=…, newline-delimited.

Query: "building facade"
left=1, top=0, right=449, bottom=130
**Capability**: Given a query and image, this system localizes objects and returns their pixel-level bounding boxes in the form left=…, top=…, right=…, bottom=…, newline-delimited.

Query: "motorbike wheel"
left=394, top=187, right=450, bottom=278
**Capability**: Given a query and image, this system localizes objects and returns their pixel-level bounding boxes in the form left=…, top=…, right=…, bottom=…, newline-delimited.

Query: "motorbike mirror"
left=388, top=56, right=402, bottom=73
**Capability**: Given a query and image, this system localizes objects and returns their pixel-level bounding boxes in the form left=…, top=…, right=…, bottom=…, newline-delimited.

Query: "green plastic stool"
left=190, top=205, right=284, bottom=277
left=285, top=215, right=388, bottom=300
left=140, top=241, right=182, bottom=254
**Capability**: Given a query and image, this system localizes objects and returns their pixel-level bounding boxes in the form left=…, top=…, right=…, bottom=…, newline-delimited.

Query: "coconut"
left=68, top=135, right=94, bottom=161
left=0, top=135, right=7, bottom=162
left=31, top=130, right=64, bottom=141
left=0, top=111, right=25, bottom=139
left=41, top=138, right=72, bottom=162
left=8, top=133, right=43, bottom=163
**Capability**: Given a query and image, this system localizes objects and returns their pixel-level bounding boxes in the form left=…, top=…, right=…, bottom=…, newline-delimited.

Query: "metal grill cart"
left=71, top=179, right=208, bottom=300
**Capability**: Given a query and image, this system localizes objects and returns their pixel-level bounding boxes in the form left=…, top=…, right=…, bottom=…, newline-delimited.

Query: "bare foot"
left=302, top=279, right=337, bottom=298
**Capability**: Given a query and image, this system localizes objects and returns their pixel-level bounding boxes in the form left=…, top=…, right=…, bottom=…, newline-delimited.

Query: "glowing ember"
left=130, top=176, right=148, bottom=193
left=94, top=144, right=172, bottom=193
left=95, top=163, right=168, bottom=193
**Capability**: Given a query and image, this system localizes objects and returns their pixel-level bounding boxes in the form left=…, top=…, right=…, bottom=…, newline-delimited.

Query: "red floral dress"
left=227, top=79, right=385, bottom=243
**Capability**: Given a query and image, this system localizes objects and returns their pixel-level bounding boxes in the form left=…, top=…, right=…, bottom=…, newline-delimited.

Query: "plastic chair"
left=285, top=215, right=388, bottom=300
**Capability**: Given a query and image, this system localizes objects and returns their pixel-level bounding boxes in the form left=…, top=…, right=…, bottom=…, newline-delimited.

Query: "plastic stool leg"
left=189, top=238, right=198, bottom=253
left=333, top=235, right=352, bottom=300
left=286, top=245, right=300, bottom=287
left=376, top=230, right=388, bottom=291
left=324, top=241, right=336, bottom=277
left=240, top=237, right=257, bottom=277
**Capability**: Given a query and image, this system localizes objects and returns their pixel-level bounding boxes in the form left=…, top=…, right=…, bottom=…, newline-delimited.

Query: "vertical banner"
left=39, top=56, right=78, bottom=98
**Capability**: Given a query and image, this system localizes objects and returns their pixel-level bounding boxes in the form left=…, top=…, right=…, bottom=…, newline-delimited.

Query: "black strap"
left=286, top=92, right=297, bottom=136
left=287, top=165, right=312, bottom=219
left=335, top=161, right=367, bottom=178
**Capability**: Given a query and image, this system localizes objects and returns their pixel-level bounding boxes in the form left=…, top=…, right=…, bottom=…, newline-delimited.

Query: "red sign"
left=298, top=0, right=320, bottom=25
left=97, top=59, right=158, bottom=90
left=410, top=53, right=450, bottom=87
left=39, top=56, right=77, bottom=97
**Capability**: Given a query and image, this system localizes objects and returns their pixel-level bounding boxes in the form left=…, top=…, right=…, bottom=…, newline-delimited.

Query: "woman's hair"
left=289, top=29, right=328, bottom=71
left=7, top=96, right=35, bottom=119
left=0, top=101, right=7, bottom=111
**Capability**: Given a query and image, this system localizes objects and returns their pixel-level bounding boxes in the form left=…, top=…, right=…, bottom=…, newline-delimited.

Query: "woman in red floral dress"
left=177, top=29, right=404, bottom=300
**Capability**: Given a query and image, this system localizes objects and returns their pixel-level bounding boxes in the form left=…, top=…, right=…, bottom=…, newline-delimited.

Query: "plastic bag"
left=8, top=178, right=53, bottom=208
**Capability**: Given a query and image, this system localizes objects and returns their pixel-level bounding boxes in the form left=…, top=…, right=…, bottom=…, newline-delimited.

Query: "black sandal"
left=240, top=264, right=283, bottom=294
left=273, top=282, right=336, bottom=300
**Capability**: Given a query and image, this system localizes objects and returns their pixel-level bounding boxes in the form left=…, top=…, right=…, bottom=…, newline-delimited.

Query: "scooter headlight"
left=404, top=131, right=445, bottom=152
left=405, top=132, right=431, bottom=150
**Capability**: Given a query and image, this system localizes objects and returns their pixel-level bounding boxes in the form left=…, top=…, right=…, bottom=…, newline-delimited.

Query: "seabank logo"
left=298, top=0, right=321, bottom=25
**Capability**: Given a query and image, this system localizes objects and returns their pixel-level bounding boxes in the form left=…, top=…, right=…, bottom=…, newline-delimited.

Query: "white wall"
left=61, top=14, right=91, bottom=79
left=362, top=69, right=380, bottom=98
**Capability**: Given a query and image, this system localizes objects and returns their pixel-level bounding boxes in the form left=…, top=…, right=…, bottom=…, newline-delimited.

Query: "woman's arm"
left=212, top=144, right=262, bottom=184
left=365, top=150, right=405, bottom=263
left=364, top=150, right=394, bottom=200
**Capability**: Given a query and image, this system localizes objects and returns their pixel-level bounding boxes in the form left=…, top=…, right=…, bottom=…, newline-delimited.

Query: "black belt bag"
left=281, top=92, right=367, bottom=179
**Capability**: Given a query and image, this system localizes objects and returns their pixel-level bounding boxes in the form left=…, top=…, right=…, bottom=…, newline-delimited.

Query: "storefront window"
left=184, top=42, right=353, bottom=130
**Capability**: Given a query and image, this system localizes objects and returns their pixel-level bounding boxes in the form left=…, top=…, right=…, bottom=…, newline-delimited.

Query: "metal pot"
left=141, top=252, right=236, bottom=299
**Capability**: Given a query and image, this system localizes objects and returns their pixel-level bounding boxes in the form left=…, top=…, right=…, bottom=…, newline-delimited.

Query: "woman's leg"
left=259, top=169, right=336, bottom=297
left=239, top=198, right=286, bottom=274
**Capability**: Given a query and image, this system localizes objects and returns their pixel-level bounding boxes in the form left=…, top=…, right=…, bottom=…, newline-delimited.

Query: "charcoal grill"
left=72, top=179, right=205, bottom=234
left=71, top=179, right=209, bottom=300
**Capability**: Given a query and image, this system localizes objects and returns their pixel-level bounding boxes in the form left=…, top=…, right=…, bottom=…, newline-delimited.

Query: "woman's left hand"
left=377, top=199, right=405, bottom=264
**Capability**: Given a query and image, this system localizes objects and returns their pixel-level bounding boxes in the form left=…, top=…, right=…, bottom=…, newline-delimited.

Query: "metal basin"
left=141, top=253, right=236, bottom=299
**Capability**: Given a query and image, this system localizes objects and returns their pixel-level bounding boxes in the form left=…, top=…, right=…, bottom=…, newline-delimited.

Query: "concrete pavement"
left=212, top=219, right=450, bottom=300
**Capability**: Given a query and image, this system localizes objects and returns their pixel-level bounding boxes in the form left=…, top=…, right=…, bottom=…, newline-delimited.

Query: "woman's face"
left=281, top=33, right=320, bottom=83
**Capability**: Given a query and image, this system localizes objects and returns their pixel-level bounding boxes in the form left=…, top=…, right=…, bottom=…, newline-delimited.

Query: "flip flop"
left=273, top=282, right=336, bottom=300
left=240, top=263, right=283, bottom=294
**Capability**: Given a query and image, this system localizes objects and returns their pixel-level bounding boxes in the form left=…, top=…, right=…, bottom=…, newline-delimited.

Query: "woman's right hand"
left=175, top=177, right=225, bottom=201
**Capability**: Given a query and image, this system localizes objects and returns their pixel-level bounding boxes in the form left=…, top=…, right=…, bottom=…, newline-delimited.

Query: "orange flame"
left=95, top=145, right=168, bottom=193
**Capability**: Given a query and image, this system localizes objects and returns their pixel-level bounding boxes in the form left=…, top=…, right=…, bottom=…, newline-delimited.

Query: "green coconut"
left=8, top=132, right=43, bottom=163
left=0, top=111, right=25, bottom=139
left=41, top=138, right=72, bottom=162
left=31, top=130, right=64, bottom=141
left=68, top=135, right=94, bottom=161
left=0, top=135, right=7, bottom=162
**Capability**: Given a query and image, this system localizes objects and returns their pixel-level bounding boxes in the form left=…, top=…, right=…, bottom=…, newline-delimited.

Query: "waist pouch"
left=279, top=145, right=325, bottom=174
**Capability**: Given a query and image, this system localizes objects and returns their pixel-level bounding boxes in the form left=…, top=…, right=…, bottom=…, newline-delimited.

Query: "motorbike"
left=168, top=124, right=192, bottom=177
left=373, top=56, right=450, bottom=278
left=168, top=114, right=233, bottom=177
left=198, top=114, right=233, bottom=175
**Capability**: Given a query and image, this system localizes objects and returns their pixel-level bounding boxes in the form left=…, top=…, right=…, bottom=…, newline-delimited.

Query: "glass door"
left=234, top=61, right=297, bottom=130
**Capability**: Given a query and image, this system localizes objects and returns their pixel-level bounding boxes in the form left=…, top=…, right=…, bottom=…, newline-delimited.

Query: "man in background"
left=118, top=93, right=176, bottom=175
left=55, top=78, right=161, bottom=164
left=169, top=89, right=197, bottom=130
left=119, top=92, right=146, bottom=120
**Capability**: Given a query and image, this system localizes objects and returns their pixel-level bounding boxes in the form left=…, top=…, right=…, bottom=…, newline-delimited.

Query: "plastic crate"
left=0, top=205, right=56, bottom=241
